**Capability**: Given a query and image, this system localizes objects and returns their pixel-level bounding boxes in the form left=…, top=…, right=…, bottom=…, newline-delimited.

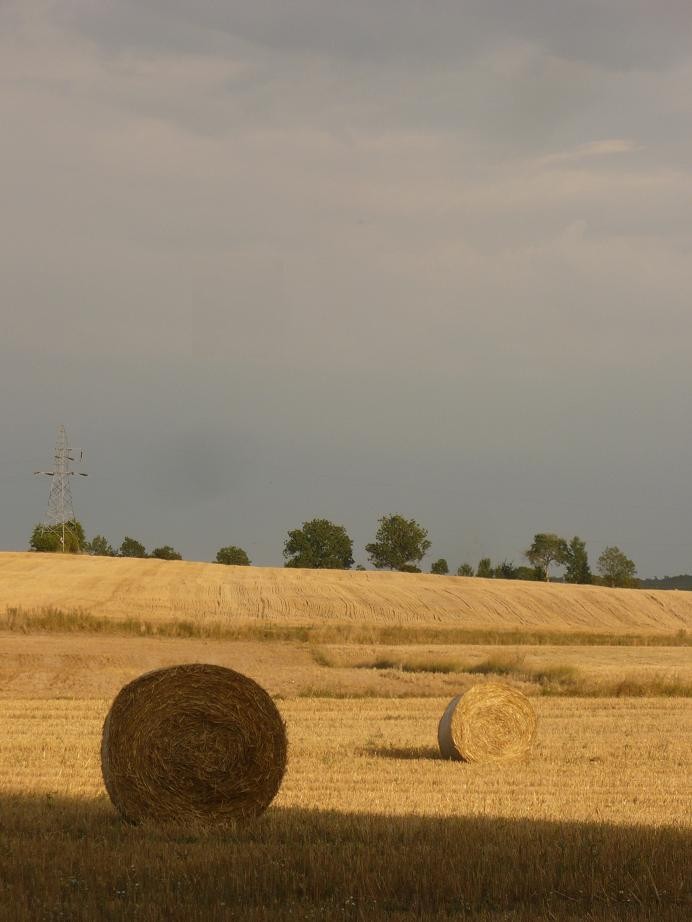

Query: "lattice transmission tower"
left=34, top=424, right=88, bottom=552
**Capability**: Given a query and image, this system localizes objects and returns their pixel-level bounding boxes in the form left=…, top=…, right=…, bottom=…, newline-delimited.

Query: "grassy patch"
left=308, top=646, right=337, bottom=667
left=1, top=605, right=689, bottom=648
left=359, top=656, right=464, bottom=674
left=466, top=652, right=527, bottom=676
left=466, top=654, right=691, bottom=697
left=600, top=674, right=692, bottom=698
left=310, top=647, right=691, bottom=697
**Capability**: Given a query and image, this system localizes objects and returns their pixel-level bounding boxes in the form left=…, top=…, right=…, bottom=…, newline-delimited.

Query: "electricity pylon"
left=34, top=424, right=88, bottom=552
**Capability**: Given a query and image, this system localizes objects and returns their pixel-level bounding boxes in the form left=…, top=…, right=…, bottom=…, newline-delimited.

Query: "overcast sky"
left=1, top=1, right=691, bottom=576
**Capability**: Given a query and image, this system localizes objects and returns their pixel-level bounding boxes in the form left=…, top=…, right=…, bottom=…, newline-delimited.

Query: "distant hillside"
left=639, top=575, right=692, bottom=591
left=1, top=552, right=691, bottom=637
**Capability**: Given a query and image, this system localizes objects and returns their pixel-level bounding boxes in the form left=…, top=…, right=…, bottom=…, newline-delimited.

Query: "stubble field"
left=0, top=555, right=690, bottom=919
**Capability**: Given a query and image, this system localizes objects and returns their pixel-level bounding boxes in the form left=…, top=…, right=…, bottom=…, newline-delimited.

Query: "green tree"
left=30, top=520, right=86, bottom=554
left=365, top=514, right=431, bottom=571
left=284, top=518, right=354, bottom=569
left=151, top=545, right=182, bottom=560
left=514, top=565, right=545, bottom=581
left=457, top=563, right=474, bottom=577
left=119, top=536, right=147, bottom=558
left=597, top=546, right=638, bottom=588
left=525, top=533, right=568, bottom=582
left=87, top=534, right=115, bottom=557
left=30, top=524, right=60, bottom=553
left=476, top=557, right=493, bottom=578
left=494, top=560, right=518, bottom=580
left=399, top=563, right=422, bottom=573
left=216, top=546, right=251, bottom=566
left=431, top=558, right=449, bottom=574
left=563, top=536, right=592, bottom=584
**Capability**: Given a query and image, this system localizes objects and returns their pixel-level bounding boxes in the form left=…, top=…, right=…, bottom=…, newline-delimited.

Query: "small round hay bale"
left=101, top=663, right=287, bottom=824
left=438, top=682, right=536, bottom=763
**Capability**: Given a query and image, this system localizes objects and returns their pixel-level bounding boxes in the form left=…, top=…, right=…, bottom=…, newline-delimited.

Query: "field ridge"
left=1, top=551, right=691, bottom=636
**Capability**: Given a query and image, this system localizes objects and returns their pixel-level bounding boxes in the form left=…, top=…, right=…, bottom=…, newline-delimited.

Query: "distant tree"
left=284, top=518, right=354, bottom=569
left=87, top=534, right=115, bottom=557
left=119, top=536, right=147, bottom=558
left=30, top=520, right=86, bottom=554
left=431, top=558, right=449, bottom=575
left=476, top=558, right=494, bottom=578
left=457, top=563, right=474, bottom=577
left=597, top=546, right=638, bottom=588
left=563, top=536, right=592, bottom=584
left=494, top=560, right=518, bottom=580
left=30, top=524, right=60, bottom=553
left=514, top=565, right=545, bottom=581
left=151, top=545, right=182, bottom=561
left=365, top=514, right=431, bottom=571
left=639, top=574, right=692, bottom=591
left=355, top=564, right=367, bottom=571
left=399, top=563, right=422, bottom=573
left=216, top=546, right=251, bottom=566
left=525, top=533, right=568, bottom=582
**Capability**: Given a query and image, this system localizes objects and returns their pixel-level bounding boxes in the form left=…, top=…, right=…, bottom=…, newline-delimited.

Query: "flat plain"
left=0, top=554, right=690, bottom=920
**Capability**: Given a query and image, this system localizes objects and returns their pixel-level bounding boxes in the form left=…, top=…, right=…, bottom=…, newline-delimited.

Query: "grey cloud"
left=1, top=2, right=691, bottom=574
left=32, top=1, right=688, bottom=164
left=57, top=1, right=692, bottom=71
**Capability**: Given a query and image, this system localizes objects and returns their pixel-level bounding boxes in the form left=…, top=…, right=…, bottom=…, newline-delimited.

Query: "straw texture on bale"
left=101, top=663, right=287, bottom=824
left=438, top=682, right=537, bottom=763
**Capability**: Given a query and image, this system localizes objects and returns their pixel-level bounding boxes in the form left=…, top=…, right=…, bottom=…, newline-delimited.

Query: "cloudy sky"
left=1, top=1, right=691, bottom=575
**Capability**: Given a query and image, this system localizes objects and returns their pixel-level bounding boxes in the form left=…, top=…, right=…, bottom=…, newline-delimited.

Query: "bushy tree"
left=119, top=536, right=147, bottom=558
left=597, top=546, right=638, bottom=588
left=87, top=534, right=115, bottom=557
left=525, top=533, right=568, bottom=582
left=514, top=565, right=545, bottom=581
left=284, top=518, right=354, bottom=569
left=563, top=536, right=592, bottom=584
left=431, top=558, right=449, bottom=574
left=494, top=560, right=518, bottom=580
left=365, top=514, right=431, bottom=571
left=216, top=546, right=251, bottom=566
left=476, top=557, right=493, bottom=578
left=151, top=545, right=182, bottom=561
left=399, top=563, right=422, bottom=573
left=457, top=563, right=474, bottom=577
left=30, top=520, right=86, bottom=554
left=30, top=524, right=60, bottom=553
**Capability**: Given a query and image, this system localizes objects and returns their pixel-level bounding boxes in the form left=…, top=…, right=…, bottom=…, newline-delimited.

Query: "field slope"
left=1, top=551, right=690, bottom=635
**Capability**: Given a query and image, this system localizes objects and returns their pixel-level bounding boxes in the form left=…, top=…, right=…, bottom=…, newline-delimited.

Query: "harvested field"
left=0, top=695, right=689, bottom=920
left=1, top=551, right=691, bottom=637
left=2, top=557, right=690, bottom=919
left=1, top=632, right=690, bottom=700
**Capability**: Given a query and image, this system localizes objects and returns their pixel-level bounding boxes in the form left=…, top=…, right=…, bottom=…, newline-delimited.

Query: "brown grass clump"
left=438, top=682, right=537, bottom=763
left=100, top=664, right=287, bottom=825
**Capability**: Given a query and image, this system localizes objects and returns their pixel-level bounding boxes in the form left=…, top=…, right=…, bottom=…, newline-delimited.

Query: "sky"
left=1, top=1, right=691, bottom=576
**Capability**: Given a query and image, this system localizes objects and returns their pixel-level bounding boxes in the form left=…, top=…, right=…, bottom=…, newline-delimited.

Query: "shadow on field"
left=0, top=791, right=688, bottom=921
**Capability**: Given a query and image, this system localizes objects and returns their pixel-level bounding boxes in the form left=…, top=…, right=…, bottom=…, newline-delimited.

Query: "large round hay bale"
left=438, top=682, right=536, bottom=763
left=101, top=663, right=287, bottom=824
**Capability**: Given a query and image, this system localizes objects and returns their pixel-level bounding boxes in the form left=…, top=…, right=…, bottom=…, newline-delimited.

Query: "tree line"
left=29, top=523, right=184, bottom=562
left=29, top=516, right=639, bottom=588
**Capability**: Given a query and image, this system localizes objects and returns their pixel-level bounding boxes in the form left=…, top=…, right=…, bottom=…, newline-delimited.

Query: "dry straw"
left=101, top=663, right=287, bottom=824
left=438, top=682, right=537, bottom=763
